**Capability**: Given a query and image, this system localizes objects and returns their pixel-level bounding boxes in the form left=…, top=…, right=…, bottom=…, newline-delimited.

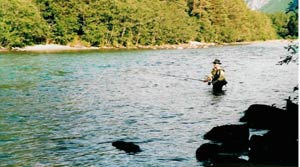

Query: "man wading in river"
left=203, top=59, right=227, bottom=93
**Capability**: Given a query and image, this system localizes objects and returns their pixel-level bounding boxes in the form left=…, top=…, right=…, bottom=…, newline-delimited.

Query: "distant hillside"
left=245, top=0, right=293, bottom=13
left=245, top=0, right=270, bottom=10
left=260, top=0, right=293, bottom=13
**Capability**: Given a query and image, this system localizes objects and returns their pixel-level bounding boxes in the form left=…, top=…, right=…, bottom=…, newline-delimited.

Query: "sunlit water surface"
left=0, top=41, right=298, bottom=167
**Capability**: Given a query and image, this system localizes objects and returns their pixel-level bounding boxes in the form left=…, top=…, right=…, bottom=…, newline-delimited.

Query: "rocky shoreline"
left=195, top=98, right=298, bottom=167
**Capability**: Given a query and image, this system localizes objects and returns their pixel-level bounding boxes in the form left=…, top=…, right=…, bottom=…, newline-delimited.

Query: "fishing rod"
left=143, top=71, right=207, bottom=82
left=160, top=73, right=206, bottom=82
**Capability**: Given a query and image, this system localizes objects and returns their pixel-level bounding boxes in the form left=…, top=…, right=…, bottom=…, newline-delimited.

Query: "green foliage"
left=0, top=0, right=49, bottom=48
left=247, top=11, right=277, bottom=41
left=286, top=0, right=298, bottom=13
left=0, top=0, right=284, bottom=48
left=33, top=0, right=197, bottom=47
left=268, top=12, right=290, bottom=38
left=277, top=42, right=298, bottom=65
left=277, top=41, right=298, bottom=99
left=79, top=0, right=196, bottom=47
left=286, top=0, right=298, bottom=38
left=189, top=0, right=276, bottom=42
left=268, top=0, right=298, bottom=39
left=35, top=0, right=83, bottom=44
left=287, top=13, right=298, bottom=37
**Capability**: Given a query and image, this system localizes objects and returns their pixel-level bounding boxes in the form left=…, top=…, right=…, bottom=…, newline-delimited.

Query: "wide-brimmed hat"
left=212, top=59, right=222, bottom=64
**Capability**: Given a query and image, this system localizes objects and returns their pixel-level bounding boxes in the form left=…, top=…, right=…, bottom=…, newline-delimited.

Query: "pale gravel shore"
left=14, top=44, right=99, bottom=51
left=0, top=40, right=296, bottom=52
left=0, top=42, right=214, bottom=52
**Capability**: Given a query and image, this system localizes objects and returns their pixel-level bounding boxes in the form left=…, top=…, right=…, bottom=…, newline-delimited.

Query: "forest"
left=0, top=0, right=298, bottom=48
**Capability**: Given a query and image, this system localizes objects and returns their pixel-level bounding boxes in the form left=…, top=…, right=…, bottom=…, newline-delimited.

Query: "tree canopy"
left=0, top=0, right=296, bottom=48
left=0, top=0, right=49, bottom=48
left=268, top=0, right=298, bottom=39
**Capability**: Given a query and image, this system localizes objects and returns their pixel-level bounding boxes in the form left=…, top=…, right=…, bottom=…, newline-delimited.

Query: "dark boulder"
left=196, top=143, right=221, bottom=161
left=249, top=133, right=298, bottom=165
left=112, top=141, right=141, bottom=154
left=196, top=143, right=248, bottom=165
left=204, top=124, right=249, bottom=142
left=286, top=98, right=298, bottom=113
left=240, top=104, right=286, bottom=129
left=203, top=124, right=249, bottom=152
left=285, top=99, right=298, bottom=133
left=196, top=100, right=298, bottom=166
left=212, top=154, right=248, bottom=165
left=219, top=141, right=248, bottom=153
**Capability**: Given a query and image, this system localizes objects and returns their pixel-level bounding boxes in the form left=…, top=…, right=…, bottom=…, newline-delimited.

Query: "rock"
left=285, top=99, right=298, bottom=131
left=204, top=124, right=249, bottom=142
left=196, top=143, right=221, bottom=161
left=196, top=143, right=248, bottom=164
left=249, top=133, right=298, bottom=164
left=242, top=102, right=298, bottom=165
left=112, top=141, right=141, bottom=154
left=286, top=98, right=298, bottom=113
left=212, top=154, right=248, bottom=164
left=219, top=142, right=248, bottom=153
left=240, top=104, right=285, bottom=129
left=203, top=124, right=249, bottom=152
left=196, top=100, right=298, bottom=166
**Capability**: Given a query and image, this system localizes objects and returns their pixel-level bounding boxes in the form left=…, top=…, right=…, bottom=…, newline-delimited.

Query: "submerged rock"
left=112, top=141, right=141, bottom=154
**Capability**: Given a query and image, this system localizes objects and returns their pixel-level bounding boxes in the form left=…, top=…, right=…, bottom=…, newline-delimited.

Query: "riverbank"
left=0, top=40, right=293, bottom=53
left=0, top=41, right=215, bottom=52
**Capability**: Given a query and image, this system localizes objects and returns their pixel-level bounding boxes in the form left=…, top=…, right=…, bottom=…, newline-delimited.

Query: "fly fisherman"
left=203, top=59, right=227, bottom=93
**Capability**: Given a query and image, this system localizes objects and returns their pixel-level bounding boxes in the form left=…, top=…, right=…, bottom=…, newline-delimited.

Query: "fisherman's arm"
left=218, top=70, right=225, bottom=81
left=203, top=74, right=213, bottom=82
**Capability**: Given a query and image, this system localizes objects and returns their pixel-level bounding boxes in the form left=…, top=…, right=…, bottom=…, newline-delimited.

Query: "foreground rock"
left=196, top=99, right=298, bottom=166
left=249, top=131, right=298, bottom=164
left=203, top=124, right=249, bottom=153
left=247, top=99, right=298, bottom=165
left=240, top=104, right=286, bottom=129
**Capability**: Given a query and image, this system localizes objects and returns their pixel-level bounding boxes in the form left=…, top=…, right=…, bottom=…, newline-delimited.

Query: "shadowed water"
left=0, top=41, right=298, bottom=167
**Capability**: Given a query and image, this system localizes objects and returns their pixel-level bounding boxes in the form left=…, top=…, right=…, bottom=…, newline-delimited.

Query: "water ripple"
left=0, top=41, right=297, bottom=167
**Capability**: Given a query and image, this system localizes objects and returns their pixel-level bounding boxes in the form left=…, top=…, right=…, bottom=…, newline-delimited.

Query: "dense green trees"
left=79, top=0, right=196, bottom=47
left=0, top=0, right=49, bottom=48
left=0, top=0, right=297, bottom=49
left=268, top=12, right=293, bottom=38
left=268, top=11, right=298, bottom=39
left=188, top=0, right=277, bottom=42
left=35, top=0, right=84, bottom=44
left=265, top=0, right=298, bottom=39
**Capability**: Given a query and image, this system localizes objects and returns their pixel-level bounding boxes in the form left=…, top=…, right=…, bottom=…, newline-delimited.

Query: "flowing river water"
left=0, top=41, right=298, bottom=167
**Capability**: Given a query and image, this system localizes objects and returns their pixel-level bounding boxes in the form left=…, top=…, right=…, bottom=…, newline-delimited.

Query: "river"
left=0, top=41, right=298, bottom=167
